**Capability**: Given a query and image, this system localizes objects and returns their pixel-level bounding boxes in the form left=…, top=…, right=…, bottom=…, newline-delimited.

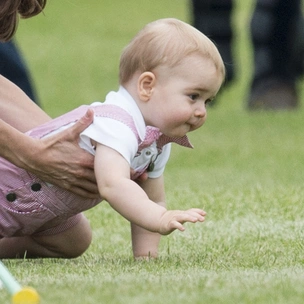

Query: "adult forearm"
left=0, top=75, right=98, bottom=197
left=0, top=113, right=98, bottom=198
left=0, top=75, right=51, bottom=131
left=0, top=120, right=36, bottom=167
left=0, top=74, right=52, bottom=169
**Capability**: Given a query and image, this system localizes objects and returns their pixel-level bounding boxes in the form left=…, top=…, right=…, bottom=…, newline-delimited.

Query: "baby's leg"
left=0, top=214, right=92, bottom=259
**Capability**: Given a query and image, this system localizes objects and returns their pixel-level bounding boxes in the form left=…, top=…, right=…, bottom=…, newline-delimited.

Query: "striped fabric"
left=0, top=104, right=193, bottom=238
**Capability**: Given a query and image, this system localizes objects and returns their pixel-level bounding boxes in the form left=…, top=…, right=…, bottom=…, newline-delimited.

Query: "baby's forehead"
left=153, top=55, right=222, bottom=84
left=168, top=53, right=221, bottom=72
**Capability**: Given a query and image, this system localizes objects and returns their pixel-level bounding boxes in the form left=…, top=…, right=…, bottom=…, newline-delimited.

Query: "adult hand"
left=22, top=109, right=99, bottom=198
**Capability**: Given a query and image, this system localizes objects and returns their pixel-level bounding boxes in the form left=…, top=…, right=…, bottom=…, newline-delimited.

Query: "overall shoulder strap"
left=27, top=104, right=141, bottom=143
left=91, top=104, right=140, bottom=142
left=27, top=105, right=90, bottom=138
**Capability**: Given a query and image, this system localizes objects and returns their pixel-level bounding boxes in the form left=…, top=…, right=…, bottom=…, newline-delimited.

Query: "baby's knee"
left=62, top=226, right=92, bottom=259
left=56, top=216, right=93, bottom=258
left=33, top=215, right=93, bottom=258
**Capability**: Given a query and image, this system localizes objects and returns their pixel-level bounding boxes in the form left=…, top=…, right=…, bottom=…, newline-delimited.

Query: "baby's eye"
left=189, top=94, right=199, bottom=101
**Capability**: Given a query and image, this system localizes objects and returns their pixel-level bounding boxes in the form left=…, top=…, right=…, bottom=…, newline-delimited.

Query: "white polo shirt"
left=80, top=86, right=171, bottom=178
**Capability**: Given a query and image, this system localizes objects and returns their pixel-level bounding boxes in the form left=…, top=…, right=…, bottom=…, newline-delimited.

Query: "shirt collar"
left=117, top=86, right=146, bottom=140
left=117, top=86, right=193, bottom=149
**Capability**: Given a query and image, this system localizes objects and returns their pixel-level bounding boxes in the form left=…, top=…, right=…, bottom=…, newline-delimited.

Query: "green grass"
left=1, top=0, right=304, bottom=303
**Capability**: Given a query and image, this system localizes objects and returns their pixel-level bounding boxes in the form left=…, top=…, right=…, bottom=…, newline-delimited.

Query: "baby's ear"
left=137, top=72, right=156, bottom=101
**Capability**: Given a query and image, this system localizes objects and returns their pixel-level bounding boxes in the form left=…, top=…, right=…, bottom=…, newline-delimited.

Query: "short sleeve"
left=80, top=117, right=138, bottom=164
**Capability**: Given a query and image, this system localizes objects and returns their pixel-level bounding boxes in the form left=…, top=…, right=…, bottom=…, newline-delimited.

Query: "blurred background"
left=14, top=0, right=257, bottom=116
left=12, top=0, right=304, bottom=193
left=2, top=3, right=303, bottom=303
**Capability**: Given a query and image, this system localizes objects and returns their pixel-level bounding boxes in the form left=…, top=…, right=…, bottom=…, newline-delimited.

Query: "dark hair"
left=0, top=0, right=47, bottom=41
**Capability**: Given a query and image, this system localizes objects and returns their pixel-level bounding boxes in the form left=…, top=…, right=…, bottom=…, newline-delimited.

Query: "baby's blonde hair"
left=119, top=18, right=225, bottom=85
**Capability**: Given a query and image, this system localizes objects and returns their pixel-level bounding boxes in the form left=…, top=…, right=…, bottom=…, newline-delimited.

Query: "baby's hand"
left=158, top=208, right=206, bottom=235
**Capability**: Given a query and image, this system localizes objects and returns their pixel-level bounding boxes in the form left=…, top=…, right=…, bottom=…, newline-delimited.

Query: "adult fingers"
left=75, top=108, right=94, bottom=130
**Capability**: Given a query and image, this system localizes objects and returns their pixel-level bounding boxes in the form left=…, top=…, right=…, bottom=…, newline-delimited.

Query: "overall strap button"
left=31, top=183, right=42, bottom=192
left=6, top=192, right=17, bottom=202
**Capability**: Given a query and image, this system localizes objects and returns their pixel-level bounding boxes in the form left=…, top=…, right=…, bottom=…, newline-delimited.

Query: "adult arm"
left=0, top=75, right=99, bottom=198
left=0, top=75, right=51, bottom=131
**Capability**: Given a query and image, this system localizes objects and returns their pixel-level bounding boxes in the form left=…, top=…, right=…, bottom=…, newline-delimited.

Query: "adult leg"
left=0, top=214, right=92, bottom=259
left=191, top=0, right=234, bottom=85
left=248, top=0, right=303, bottom=110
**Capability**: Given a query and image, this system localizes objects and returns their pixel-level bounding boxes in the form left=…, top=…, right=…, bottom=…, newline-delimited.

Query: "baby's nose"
left=194, top=102, right=207, bottom=118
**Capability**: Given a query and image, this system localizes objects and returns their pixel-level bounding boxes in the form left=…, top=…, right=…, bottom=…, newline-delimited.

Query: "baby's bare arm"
left=95, top=144, right=206, bottom=236
left=131, top=176, right=166, bottom=259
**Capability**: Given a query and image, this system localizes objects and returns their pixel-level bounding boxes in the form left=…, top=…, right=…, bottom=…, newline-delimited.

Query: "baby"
left=0, top=18, right=225, bottom=259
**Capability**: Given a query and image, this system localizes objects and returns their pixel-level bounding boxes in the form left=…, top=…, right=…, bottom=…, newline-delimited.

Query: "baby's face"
left=146, top=55, right=223, bottom=138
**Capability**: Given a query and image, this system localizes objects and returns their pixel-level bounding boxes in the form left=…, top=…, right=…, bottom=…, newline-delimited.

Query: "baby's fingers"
left=187, top=208, right=207, bottom=217
left=171, top=212, right=204, bottom=228
left=169, top=221, right=186, bottom=232
left=184, top=209, right=206, bottom=222
left=167, top=212, right=204, bottom=233
left=159, top=210, right=206, bottom=235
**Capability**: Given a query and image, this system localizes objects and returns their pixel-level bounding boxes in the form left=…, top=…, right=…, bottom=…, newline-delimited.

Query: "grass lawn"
left=1, top=0, right=304, bottom=303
